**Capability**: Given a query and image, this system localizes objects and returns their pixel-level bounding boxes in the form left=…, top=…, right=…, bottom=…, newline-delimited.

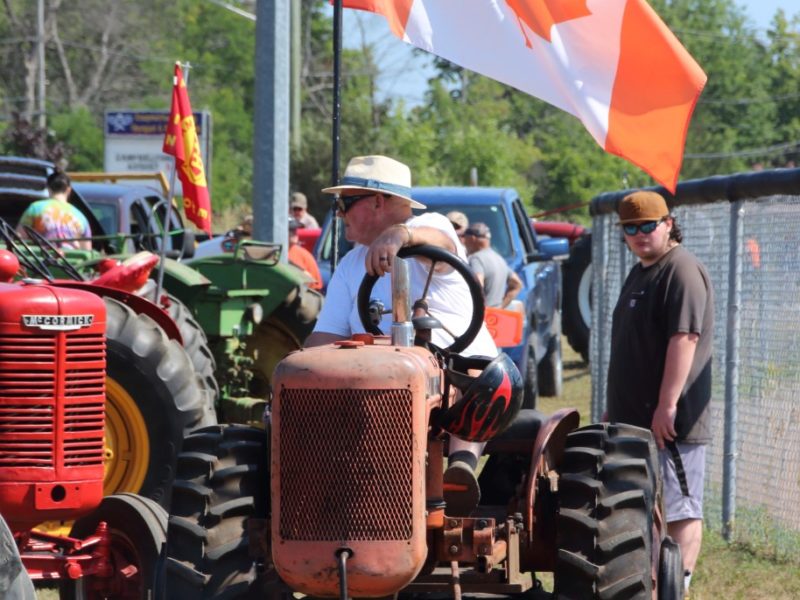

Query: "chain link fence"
left=589, top=168, right=800, bottom=562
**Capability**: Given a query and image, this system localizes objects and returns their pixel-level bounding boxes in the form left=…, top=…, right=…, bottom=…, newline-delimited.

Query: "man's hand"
left=653, top=332, right=699, bottom=449
left=365, top=224, right=409, bottom=276
left=651, top=403, right=677, bottom=449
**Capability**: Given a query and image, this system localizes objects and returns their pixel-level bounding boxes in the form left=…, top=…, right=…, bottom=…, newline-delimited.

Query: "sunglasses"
left=336, top=193, right=376, bottom=214
left=622, top=218, right=664, bottom=236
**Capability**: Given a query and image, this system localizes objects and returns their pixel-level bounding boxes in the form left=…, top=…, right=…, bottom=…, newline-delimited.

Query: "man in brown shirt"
left=607, top=190, right=714, bottom=592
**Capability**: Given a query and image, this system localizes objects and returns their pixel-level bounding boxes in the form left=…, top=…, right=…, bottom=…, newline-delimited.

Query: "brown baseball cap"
left=618, top=191, right=669, bottom=224
left=290, top=191, right=308, bottom=209
left=447, top=210, right=468, bottom=231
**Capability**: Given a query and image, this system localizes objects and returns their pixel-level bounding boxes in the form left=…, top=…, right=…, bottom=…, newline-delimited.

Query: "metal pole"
left=155, top=62, right=188, bottom=303
left=253, top=0, right=290, bottom=256
left=330, top=0, right=343, bottom=274
left=722, top=200, right=744, bottom=541
left=291, top=0, right=302, bottom=151
left=37, top=0, right=45, bottom=129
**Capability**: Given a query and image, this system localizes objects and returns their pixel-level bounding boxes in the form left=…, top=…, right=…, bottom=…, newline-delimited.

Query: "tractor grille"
left=0, top=335, right=56, bottom=396
left=0, top=404, right=53, bottom=467
left=63, top=401, right=105, bottom=466
left=279, top=387, right=414, bottom=541
left=0, top=332, right=105, bottom=468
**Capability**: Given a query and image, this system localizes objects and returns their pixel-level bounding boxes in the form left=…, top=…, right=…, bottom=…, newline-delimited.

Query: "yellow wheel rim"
left=104, top=376, right=150, bottom=496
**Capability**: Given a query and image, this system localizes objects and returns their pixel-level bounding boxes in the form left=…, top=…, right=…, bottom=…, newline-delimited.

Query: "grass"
left=34, top=337, right=800, bottom=599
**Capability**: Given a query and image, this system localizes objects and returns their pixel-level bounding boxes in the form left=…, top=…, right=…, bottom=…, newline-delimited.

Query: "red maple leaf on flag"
left=506, top=0, right=591, bottom=45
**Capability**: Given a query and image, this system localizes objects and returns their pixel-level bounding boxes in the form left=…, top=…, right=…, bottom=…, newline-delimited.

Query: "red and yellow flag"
left=163, top=62, right=212, bottom=235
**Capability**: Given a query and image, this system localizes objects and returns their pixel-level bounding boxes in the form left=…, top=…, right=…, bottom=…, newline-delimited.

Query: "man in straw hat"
left=607, top=190, right=714, bottom=593
left=305, top=155, right=498, bottom=517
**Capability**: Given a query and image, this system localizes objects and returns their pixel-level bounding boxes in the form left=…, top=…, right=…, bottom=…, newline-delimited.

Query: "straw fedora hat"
left=322, top=155, right=426, bottom=209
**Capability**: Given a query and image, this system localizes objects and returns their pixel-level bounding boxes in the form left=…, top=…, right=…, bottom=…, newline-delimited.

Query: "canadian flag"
left=343, top=0, right=707, bottom=193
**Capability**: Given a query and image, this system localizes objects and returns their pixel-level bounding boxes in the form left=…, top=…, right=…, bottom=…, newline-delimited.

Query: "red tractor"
left=0, top=249, right=164, bottom=598
left=163, top=246, right=683, bottom=599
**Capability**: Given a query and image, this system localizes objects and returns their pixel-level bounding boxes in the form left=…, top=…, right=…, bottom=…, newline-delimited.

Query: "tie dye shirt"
left=18, top=199, right=91, bottom=249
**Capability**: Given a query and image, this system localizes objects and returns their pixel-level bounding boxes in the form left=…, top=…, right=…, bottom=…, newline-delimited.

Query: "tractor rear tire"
left=562, top=233, right=591, bottom=363
left=554, top=422, right=660, bottom=600
left=62, top=493, right=167, bottom=600
left=165, top=424, right=273, bottom=598
left=162, top=292, right=219, bottom=422
left=104, top=297, right=212, bottom=508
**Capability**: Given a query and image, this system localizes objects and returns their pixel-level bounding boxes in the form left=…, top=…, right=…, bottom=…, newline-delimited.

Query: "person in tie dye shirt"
left=17, top=169, right=91, bottom=250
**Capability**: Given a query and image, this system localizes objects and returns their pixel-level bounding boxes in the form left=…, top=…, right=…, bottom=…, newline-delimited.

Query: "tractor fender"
left=51, top=281, right=182, bottom=343
left=523, top=407, right=580, bottom=553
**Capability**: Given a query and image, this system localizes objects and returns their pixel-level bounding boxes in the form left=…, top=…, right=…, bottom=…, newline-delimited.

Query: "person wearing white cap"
left=305, top=155, right=498, bottom=517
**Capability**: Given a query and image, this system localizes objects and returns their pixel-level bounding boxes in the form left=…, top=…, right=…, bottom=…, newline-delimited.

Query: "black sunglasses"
left=622, top=218, right=664, bottom=236
left=336, top=193, right=376, bottom=214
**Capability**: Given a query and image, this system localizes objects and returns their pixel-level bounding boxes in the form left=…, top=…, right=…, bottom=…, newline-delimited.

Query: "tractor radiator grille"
left=0, top=335, right=56, bottom=396
left=0, top=332, right=105, bottom=468
left=0, top=404, right=54, bottom=467
left=63, top=401, right=105, bottom=466
left=279, top=387, right=414, bottom=541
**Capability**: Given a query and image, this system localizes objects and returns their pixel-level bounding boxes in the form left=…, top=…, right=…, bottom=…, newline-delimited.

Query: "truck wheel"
left=62, top=493, right=167, bottom=600
left=165, top=425, right=271, bottom=598
left=104, top=297, right=211, bottom=508
left=562, top=233, right=591, bottom=363
left=522, top=338, right=537, bottom=410
left=162, top=292, right=219, bottom=423
left=555, top=423, right=660, bottom=600
left=537, top=332, right=563, bottom=397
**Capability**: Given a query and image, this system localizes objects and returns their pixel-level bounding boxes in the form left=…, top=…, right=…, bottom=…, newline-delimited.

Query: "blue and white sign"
left=104, top=109, right=212, bottom=193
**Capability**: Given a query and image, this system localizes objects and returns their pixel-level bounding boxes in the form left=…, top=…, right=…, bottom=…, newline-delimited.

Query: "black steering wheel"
left=356, top=244, right=485, bottom=353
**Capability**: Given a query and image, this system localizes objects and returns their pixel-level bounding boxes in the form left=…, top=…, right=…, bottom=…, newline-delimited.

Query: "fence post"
left=722, top=200, right=744, bottom=541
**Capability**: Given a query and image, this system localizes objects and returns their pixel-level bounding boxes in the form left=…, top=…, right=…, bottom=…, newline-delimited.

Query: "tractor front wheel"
left=554, top=422, right=660, bottom=599
left=61, top=493, right=167, bottom=600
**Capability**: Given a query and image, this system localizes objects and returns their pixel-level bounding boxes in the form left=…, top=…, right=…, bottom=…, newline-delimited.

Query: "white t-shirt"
left=314, top=212, right=497, bottom=357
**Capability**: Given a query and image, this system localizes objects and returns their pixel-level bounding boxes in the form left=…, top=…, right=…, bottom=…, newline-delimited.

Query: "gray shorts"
left=658, top=442, right=706, bottom=522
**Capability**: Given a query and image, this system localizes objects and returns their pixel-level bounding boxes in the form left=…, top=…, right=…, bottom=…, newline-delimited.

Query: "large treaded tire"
left=105, top=297, right=212, bottom=507
left=165, top=425, right=271, bottom=598
left=555, top=423, right=660, bottom=600
left=162, top=292, right=219, bottom=424
left=562, top=233, right=591, bottom=363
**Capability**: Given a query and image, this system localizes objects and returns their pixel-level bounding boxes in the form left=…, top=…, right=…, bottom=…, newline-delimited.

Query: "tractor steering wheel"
left=356, top=244, right=485, bottom=353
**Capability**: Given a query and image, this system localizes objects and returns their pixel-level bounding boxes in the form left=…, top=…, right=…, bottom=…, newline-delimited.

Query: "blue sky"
left=334, top=0, right=797, bottom=108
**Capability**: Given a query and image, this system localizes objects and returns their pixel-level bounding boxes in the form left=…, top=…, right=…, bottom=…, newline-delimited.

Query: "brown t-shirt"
left=607, top=245, right=714, bottom=443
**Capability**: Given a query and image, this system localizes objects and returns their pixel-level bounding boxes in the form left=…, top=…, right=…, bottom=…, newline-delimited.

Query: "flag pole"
left=155, top=61, right=189, bottom=303
left=330, top=0, right=343, bottom=274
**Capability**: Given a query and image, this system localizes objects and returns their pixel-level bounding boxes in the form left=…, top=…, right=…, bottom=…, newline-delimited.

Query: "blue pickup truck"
left=314, top=187, right=568, bottom=408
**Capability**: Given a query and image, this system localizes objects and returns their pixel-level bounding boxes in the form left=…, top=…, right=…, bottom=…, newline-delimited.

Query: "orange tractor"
left=163, top=246, right=684, bottom=599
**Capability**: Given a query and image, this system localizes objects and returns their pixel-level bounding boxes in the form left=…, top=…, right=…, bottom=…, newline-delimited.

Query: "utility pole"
left=291, top=1, right=301, bottom=151
left=252, top=0, right=289, bottom=256
left=37, top=0, right=46, bottom=129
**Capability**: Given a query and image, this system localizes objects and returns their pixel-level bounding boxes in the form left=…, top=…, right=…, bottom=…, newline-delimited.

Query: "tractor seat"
left=483, top=408, right=546, bottom=454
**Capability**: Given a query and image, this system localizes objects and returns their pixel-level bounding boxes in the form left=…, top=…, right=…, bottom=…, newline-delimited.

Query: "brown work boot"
left=443, top=460, right=480, bottom=517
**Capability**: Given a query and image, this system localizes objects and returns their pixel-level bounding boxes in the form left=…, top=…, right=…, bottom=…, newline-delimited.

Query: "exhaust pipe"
left=391, top=256, right=413, bottom=347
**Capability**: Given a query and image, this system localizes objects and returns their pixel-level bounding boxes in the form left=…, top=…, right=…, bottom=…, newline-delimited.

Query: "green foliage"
left=50, top=108, right=104, bottom=171
left=7, top=0, right=798, bottom=227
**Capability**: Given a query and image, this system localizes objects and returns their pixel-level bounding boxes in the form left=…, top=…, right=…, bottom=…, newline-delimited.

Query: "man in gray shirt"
left=463, top=222, right=522, bottom=308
